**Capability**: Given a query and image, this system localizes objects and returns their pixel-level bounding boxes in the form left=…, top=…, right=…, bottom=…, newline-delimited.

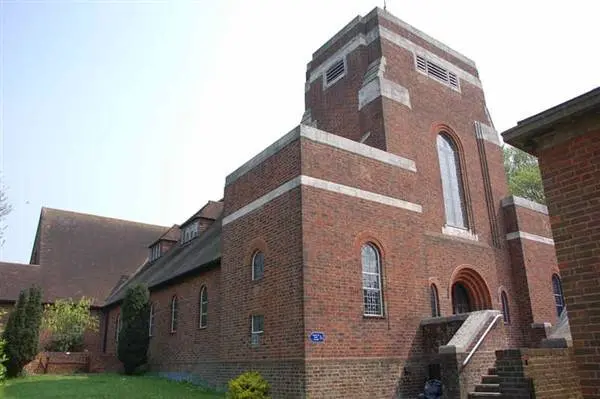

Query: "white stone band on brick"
left=300, top=125, right=416, bottom=172
left=226, top=125, right=417, bottom=186
left=301, top=175, right=422, bottom=214
left=501, top=196, right=549, bottom=215
left=358, top=57, right=411, bottom=110
left=223, top=175, right=422, bottom=226
left=223, top=176, right=303, bottom=226
left=474, top=121, right=501, bottom=146
left=375, top=8, right=476, bottom=68
left=308, top=26, right=481, bottom=90
left=378, top=27, right=482, bottom=89
left=308, top=33, right=371, bottom=85
left=506, top=231, right=554, bottom=246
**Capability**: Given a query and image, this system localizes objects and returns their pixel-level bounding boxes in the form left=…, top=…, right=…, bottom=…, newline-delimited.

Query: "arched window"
left=115, top=313, right=121, bottom=344
left=552, top=274, right=565, bottom=316
left=148, top=303, right=155, bottom=337
left=437, top=134, right=468, bottom=229
left=501, top=291, right=510, bottom=323
left=199, top=286, right=208, bottom=328
left=170, top=296, right=178, bottom=333
left=430, top=284, right=441, bottom=317
left=362, top=243, right=383, bottom=316
left=452, top=282, right=471, bottom=314
left=252, top=251, right=264, bottom=281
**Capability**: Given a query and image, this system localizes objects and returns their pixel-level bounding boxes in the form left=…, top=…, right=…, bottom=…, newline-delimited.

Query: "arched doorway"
left=452, top=282, right=472, bottom=314
left=450, top=267, right=492, bottom=314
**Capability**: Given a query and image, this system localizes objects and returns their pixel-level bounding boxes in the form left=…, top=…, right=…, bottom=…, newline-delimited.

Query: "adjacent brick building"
left=1, top=7, right=567, bottom=398
left=503, top=87, right=600, bottom=399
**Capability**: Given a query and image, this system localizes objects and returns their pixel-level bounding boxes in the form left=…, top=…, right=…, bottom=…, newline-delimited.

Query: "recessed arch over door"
left=450, top=267, right=492, bottom=314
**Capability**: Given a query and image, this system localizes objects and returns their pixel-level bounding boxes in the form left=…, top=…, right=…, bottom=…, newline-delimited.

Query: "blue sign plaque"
left=309, top=332, right=325, bottom=343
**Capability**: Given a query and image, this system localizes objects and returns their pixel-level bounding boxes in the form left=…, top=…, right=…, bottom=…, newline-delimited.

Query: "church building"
left=0, top=7, right=564, bottom=398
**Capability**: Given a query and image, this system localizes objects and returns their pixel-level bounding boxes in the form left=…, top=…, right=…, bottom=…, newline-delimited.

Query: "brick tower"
left=219, top=7, right=560, bottom=398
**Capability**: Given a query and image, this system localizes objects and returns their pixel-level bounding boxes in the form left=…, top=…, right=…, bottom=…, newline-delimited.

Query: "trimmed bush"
left=3, top=286, right=43, bottom=377
left=118, top=284, right=150, bottom=375
left=227, top=371, right=271, bottom=399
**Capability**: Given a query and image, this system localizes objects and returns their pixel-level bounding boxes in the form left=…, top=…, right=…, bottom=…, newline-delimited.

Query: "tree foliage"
left=0, top=309, right=9, bottom=382
left=118, top=284, right=150, bottom=375
left=0, top=179, right=12, bottom=246
left=42, top=297, right=98, bottom=352
left=503, top=145, right=546, bottom=204
left=3, top=286, right=43, bottom=377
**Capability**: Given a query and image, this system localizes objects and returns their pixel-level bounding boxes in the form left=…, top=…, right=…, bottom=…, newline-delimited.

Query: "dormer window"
left=150, top=243, right=161, bottom=261
left=181, top=222, right=199, bottom=244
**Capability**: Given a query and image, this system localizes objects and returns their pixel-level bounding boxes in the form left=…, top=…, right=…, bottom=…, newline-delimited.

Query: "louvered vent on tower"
left=324, top=58, right=346, bottom=86
left=415, top=55, right=459, bottom=90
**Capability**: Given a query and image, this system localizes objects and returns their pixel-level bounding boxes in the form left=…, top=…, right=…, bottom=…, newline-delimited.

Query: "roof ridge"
left=41, top=206, right=170, bottom=229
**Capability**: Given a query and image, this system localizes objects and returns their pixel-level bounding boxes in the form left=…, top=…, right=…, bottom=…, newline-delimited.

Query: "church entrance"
left=452, top=282, right=472, bottom=314
left=451, top=268, right=492, bottom=314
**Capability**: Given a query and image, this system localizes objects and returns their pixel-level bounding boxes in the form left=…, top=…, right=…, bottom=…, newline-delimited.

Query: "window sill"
left=198, top=326, right=207, bottom=330
left=363, top=314, right=386, bottom=319
left=442, top=225, right=478, bottom=241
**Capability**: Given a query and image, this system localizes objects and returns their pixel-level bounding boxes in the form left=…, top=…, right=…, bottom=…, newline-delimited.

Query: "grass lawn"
left=0, top=374, right=225, bottom=399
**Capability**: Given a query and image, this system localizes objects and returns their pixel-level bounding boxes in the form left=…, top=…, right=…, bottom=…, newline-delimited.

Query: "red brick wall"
left=146, top=269, right=221, bottom=377
left=538, top=129, right=600, bottom=398
left=496, top=348, right=582, bottom=398
left=503, top=202, right=560, bottom=341
left=220, top=181, right=305, bottom=397
left=105, top=269, right=221, bottom=385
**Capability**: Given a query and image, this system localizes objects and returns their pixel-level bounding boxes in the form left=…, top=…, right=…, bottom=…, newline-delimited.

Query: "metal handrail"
left=462, top=314, right=503, bottom=368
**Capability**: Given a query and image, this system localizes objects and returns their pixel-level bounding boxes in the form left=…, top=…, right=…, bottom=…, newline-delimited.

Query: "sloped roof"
left=149, top=224, right=181, bottom=247
left=0, top=262, right=41, bottom=302
left=180, top=201, right=223, bottom=227
left=36, top=207, right=169, bottom=305
left=105, top=215, right=222, bottom=306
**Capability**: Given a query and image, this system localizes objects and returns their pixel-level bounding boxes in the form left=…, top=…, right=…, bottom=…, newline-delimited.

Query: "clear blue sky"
left=1, top=0, right=598, bottom=263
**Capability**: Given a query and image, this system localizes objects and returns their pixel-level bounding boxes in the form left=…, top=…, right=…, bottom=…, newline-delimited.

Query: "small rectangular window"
left=251, top=315, right=264, bottom=346
left=150, top=244, right=161, bottom=261
left=324, top=58, right=346, bottom=87
left=415, top=55, right=459, bottom=90
left=181, top=222, right=199, bottom=244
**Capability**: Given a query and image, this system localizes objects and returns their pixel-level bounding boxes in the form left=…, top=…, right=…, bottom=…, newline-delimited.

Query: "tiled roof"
left=149, top=224, right=181, bottom=247
left=35, top=207, right=169, bottom=305
left=105, top=215, right=222, bottom=306
left=180, top=201, right=224, bottom=227
left=0, top=262, right=41, bottom=302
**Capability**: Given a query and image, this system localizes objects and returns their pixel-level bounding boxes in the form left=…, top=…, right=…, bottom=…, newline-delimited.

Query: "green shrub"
left=227, top=371, right=271, bottom=399
left=42, top=297, right=98, bottom=352
left=0, top=337, right=7, bottom=382
left=117, top=284, right=150, bottom=375
left=3, top=286, right=43, bottom=377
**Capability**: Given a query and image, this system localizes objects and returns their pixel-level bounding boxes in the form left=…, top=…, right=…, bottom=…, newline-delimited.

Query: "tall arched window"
left=148, top=303, right=155, bottom=337
left=437, top=134, right=468, bottom=229
left=252, top=251, right=264, bottom=281
left=170, top=296, right=178, bottom=333
left=362, top=243, right=383, bottom=316
left=430, top=284, right=441, bottom=317
left=501, top=291, right=510, bottom=323
left=115, top=313, right=121, bottom=344
left=552, top=274, right=565, bottom=316
left=199, top=286, right=208, bottom=328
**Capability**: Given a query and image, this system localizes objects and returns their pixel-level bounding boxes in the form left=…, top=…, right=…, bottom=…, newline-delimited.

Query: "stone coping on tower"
left=501, top=195, right=548, bottom=215
left=309, top=7, right=476, bottom=69
left=225, top=124, right=416, bottom=186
